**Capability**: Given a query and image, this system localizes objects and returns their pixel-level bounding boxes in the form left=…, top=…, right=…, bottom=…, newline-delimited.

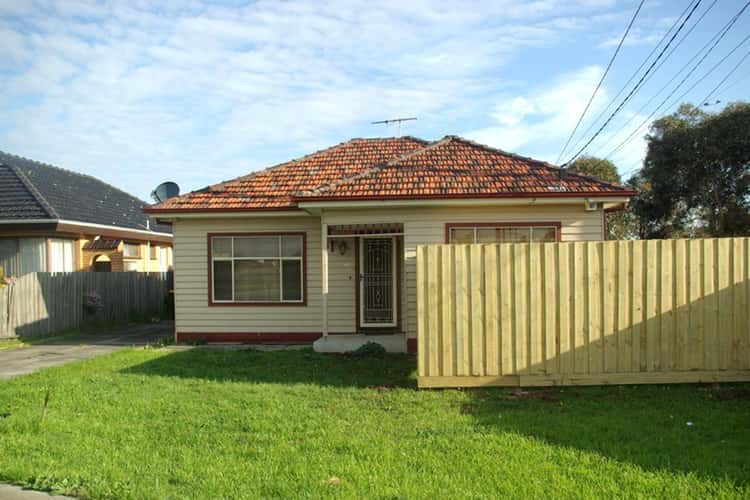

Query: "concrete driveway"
left=0, top=322, right=173, bottom=380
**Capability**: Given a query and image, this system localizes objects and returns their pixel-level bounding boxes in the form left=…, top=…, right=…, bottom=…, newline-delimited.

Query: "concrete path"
left=0, top=484, right=74, bottom=499
left=0, top=322, right=173, bottom=380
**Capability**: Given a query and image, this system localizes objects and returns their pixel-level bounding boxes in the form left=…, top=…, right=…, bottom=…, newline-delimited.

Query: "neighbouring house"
left=145, top=135, right=636, bottom=352
left=0, top=151, right=173, bottom=276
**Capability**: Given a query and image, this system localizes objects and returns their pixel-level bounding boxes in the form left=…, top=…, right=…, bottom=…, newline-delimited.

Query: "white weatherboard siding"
left=172, top=204, right=605, bottom=337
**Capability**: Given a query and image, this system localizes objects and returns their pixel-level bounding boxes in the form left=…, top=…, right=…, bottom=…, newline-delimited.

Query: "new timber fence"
left=0, top=272, right=173, bottom=338
left=416, top=238, right=750, bottom=388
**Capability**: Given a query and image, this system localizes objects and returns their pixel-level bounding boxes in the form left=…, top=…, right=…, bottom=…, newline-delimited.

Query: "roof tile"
left=147, top=135, right=635, bottom=213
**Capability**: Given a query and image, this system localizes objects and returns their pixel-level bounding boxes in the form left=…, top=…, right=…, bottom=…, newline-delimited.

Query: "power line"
left=590, top=0, right=735, bottom=158
left=560, top=0, right=704, bottom=167
left=714, top=66, right=750, bottom=95
left=702, top=47, right=750, bottom=104
left=606, top=28, right=750, bottom=160
left=563, top=0, right=701, bottom=159
left=555, top=0, right=645, bottom=164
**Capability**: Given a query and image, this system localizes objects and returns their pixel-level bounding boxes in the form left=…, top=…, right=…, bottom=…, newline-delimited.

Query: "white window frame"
left=210, top=234, right=305, bottom=304
left=123, top=242, right=140, bottom=258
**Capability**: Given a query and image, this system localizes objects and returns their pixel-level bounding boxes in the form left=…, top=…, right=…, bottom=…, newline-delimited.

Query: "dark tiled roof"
left=0, top=151, right=171, bottom=234
left=0, top=165, right=51, bottom=220
left=146, top=135, right=636, bottom=213
left=82, top=239, right=121, bottom=250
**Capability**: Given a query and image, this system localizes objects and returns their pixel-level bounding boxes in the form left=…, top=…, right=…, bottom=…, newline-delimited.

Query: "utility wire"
left=563, top=0, right=699, bottom=159
left=606, top=28, right=750, bottom=160
left=555, top=0, right=645, bottom=164
left=590, top=0, right=728, bottom=157
left=714, top=66, right=750, bottom=95
left=701, top=47, right=750, bottom=104
left=561, top=0, right=703, bottom=167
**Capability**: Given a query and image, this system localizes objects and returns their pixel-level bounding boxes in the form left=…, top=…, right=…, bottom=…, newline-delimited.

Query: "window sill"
left=208, top=301, right=307, bottom=307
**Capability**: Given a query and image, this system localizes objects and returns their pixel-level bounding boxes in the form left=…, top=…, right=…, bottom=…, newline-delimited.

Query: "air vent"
left=585, top=200, right=601, bottom=211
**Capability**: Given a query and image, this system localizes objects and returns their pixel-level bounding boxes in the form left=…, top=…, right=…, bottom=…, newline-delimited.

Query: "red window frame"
left=444, top=222, right=562, bottom=243
left=207, top=232, right=307, bottom=307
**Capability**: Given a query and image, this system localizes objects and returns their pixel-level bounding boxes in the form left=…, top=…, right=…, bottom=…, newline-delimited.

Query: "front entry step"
left=313, top=334, right=407, bottom=353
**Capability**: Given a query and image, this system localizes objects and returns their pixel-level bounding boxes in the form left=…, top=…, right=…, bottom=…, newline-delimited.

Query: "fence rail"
left=416, top=238, right=750, bottom=388
left=0, top=272, right=172, bottom=338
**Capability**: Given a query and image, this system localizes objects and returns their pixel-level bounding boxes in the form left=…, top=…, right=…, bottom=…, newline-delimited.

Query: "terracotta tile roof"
left=299, top=136, right=636, bottom=201
left=147, top=137, right=428, bottom=212
left=146, top=135, right=635, bottom=213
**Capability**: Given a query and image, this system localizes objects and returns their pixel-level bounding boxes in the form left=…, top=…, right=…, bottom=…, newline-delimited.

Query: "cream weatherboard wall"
left=172, top=217, right=322, bottom=335
left=171, top=204, right=606, bottom=339
left=321, top=204, right=605, bottom=341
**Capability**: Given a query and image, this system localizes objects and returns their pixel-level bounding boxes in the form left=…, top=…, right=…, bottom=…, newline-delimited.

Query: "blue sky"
left=1, top=0, right=748, bottom=201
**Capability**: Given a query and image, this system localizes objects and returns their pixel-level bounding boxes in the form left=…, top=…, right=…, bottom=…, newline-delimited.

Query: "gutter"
left=0, top=218, right=172, bottom=239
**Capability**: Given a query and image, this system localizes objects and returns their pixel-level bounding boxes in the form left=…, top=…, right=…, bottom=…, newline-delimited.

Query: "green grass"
left=0, top=349, right=748, bottom=499
left=0, top=339, right=23, bottom=350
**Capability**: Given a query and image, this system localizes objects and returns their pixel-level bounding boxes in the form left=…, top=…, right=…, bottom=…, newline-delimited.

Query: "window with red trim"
left=210, top=234, right=304, bottom=303
left=447, top=225, right=558, bottom=243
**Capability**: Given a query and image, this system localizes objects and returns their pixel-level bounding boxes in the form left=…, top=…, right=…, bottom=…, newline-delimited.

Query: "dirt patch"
left=504, top=388, right=559, bottom=402
left=701, top=384, right=750, bottom=401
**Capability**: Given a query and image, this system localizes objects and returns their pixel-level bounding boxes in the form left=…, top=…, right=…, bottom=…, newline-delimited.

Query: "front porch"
left=315, top=222, right=407, bottom=353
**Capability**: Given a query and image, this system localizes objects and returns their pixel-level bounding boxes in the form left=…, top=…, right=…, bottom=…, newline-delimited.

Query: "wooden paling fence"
left=416, top=238, right=750, bottom=388
left=0, top=272, right=173, bottom=338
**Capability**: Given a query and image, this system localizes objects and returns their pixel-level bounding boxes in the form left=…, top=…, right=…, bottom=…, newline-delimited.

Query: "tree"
left=632, top=102, right=750, bottom=238
left=568, top=155, right=637, bottom=239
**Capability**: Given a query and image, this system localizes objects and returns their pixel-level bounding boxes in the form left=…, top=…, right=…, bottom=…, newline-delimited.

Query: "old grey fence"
left=0, top=272, right=173, bottom=338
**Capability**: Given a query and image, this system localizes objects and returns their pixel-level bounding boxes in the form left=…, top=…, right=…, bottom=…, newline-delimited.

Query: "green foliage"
left=569, top=156, right=637, bottom=239
left=632, top=101, right=750, bottom=238
left=569, top=155, right=621, bottom=184
left=190, top=338, right=208, bottom=346
left=349, top=341, right=387, bottom=357
left=0, top=349, right=747, bottom=498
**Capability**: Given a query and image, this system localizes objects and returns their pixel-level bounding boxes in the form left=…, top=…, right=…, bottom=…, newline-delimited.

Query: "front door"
left=360, top=237, right=397, bottom=328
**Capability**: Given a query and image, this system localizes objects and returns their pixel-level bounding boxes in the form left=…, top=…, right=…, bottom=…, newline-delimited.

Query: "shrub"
left=349, top=341, right=386, bottom=358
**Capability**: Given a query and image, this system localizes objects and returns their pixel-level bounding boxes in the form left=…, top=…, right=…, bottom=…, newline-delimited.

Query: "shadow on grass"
left=122, top=348, right=749, bottom=485
left=122, top=347, right=418, bottom=388
left=462, top=384, right=750, bottom=486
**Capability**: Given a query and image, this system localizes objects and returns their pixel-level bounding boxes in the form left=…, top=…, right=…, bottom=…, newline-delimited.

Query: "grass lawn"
left=0, top=348, right=748, bottom=499
left=0, top=339, right=24, bottom=350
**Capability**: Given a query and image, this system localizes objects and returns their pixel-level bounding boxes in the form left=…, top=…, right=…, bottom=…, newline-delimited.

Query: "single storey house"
left=0, top=151, right=173, bottom=276
left=145, top=135, right=635, bottom=352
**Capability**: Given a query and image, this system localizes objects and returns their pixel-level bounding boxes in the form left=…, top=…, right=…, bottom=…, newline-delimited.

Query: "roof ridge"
left=199, top=138, right=368, bottom=196
left=440, top=136, right=629, bottom=189
left=0, top=150, right=152, bottom=205
left=298, top=136, right=442, bottom=197
left=182, top=136, right=430, bottom=200
left=1, top=163, right=59, bottom=218
left=296, top=134, right=631, bottom=200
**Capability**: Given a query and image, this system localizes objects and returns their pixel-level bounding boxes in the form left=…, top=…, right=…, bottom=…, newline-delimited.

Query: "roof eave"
left=142, top=207, right=310, bottom=219
left=296, top=193, right=635, bottom=210
left=0, top=218, right=172, bottom=240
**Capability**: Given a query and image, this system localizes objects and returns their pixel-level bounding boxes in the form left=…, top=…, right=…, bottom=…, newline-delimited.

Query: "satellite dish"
left=151, top=181, right=180, bottom=203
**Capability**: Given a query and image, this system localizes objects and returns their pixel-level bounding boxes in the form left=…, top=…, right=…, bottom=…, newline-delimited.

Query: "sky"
left=1, top=0, right=748, bottom=202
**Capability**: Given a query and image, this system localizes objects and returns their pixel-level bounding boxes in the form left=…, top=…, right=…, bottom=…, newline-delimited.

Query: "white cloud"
left=465, top=64, right=649, bottom=176
left=0, top=0, right=628, bottom=198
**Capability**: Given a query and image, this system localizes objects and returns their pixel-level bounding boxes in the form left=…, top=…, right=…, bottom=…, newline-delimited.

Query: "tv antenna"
left=371, top=117, right=417, bottom=136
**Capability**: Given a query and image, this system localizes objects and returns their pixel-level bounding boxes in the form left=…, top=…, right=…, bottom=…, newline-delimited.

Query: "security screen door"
left=360, top=237, right=397, bottom=327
